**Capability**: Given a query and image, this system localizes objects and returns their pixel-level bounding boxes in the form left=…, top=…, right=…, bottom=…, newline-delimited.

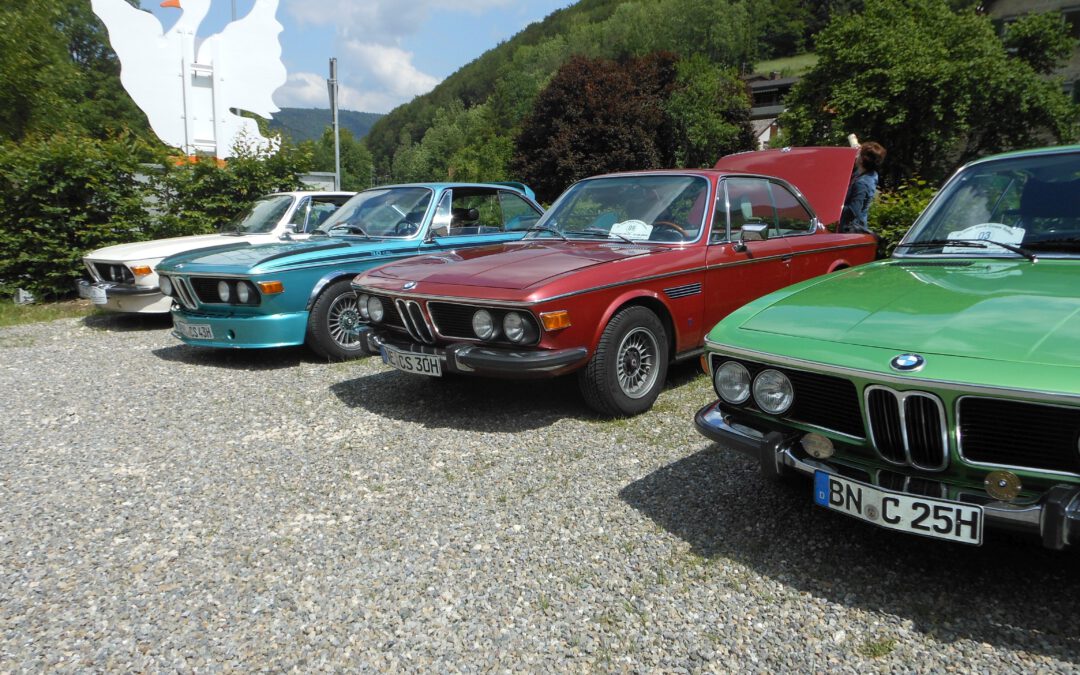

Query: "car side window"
left=500, top=191, right=541, bottom=230
left=288, top=197, right=311, bottom=230
left=724, top=178, right=777, bottom=241
left=770, top=183, right=814, bottom=236
left=450, top=189, right=502, bottom=235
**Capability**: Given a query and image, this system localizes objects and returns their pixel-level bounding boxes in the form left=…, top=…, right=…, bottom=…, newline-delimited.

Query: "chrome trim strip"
left=956, top=395, right=1080, bottom=479
left=173, top=277, right=199, bottom=311
left=664, top=282, right=702, bottom=299
left=865, top=385, right=949, bottom=471
left=704, top=341, right=1080, bottom=406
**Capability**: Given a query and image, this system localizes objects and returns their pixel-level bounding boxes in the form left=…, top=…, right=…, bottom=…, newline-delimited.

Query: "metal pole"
left=327, top=58, right=341, bottom=191
left=231, top=0, right=237, bottom=21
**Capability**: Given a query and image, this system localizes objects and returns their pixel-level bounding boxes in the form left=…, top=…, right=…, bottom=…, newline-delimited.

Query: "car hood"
left=367, top=241, right=661, bottom=290
left=158, top=237, right=377, bottom=273
left=714, top=146, right=857, bottom=225
left=84, top=233, right=270, bottom=262
left=735, top=259, right=1080, bottom=367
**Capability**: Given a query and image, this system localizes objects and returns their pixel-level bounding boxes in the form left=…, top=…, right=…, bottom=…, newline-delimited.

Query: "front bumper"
left=364, top=331, right=589, bottom=378
left=170, top=308, right=321, bottom=349
left=77, top=280, right=170, bottom=314
left=694, top=400, right=1080, bottom=549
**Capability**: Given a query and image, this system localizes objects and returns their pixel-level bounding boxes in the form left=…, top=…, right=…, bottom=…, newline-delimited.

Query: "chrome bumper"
left=364, top=331, right=589, bottom=378
left=694, top=400, right=1080, bottom=549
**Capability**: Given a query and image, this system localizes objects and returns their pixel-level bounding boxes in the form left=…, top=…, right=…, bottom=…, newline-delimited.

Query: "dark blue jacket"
left=840, top=171, right=878, bottom=233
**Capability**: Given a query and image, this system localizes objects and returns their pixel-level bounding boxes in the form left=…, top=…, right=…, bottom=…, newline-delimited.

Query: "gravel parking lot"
left=1, top=314, right=1078, bottom=672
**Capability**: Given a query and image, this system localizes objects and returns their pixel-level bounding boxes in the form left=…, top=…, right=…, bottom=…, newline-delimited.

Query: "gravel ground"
left=1, top=314, right=1078, bottom=672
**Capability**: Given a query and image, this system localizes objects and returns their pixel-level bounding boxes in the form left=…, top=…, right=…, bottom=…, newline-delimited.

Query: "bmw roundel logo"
left=403, top=281, right=417, bottom=290
left=890, top=353, right=925, bottom=372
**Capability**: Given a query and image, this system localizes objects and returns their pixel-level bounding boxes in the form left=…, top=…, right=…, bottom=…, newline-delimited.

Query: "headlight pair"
left=355, top=294, right=385, bottom=323
left=472, top=309, right=537, bottom=344
left=217, top=280, right=255, bottom=304
left=714, top=361, right=793, bottom=414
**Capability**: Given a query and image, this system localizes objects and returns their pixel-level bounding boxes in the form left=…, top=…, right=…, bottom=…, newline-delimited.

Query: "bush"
left=868, top=179, right=938, bottom=255
left=0, top=133, right=155, bottom=298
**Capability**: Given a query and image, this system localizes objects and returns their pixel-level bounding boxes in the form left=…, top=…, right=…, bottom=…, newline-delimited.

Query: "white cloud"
left=285, top=0, right=513, bottom=41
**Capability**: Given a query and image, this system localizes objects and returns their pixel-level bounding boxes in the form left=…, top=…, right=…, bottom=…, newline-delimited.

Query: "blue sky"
left=139, top=0, right=574, bottom=113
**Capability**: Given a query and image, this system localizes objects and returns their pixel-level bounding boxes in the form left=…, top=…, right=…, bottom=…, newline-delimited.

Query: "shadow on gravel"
left=83, top=313, right=173, bottom=332
left=621, top=447, right=1080, bottom=663
left=331, top=357, right=708, bottom=432
left=152, top=344, right=310, bottom=370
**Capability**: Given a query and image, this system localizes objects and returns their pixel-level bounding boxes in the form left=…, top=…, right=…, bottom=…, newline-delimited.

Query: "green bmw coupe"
left=695, top=145, right=1080, bottom=549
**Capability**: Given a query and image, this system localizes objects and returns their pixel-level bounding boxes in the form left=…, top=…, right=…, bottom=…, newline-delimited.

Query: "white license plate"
left=381, top=345, right=442, bottom=377
left=89, top=286, right=108, bottom=305
left=813, top=472, right=983, bottom=545
left=176, top=321, right=213, bottom=340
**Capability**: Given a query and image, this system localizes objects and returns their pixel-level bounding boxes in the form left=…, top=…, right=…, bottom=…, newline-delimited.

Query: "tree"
left=665, top=55, right=755, bottom=167
left=512, top=53, right=680, bottom=203
left=780, top=0, right=1078, bottom=184
left=311, top=127, right=373, bottom=190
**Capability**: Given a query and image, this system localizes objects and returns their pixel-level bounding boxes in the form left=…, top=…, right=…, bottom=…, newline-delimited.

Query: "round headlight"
left=367, top=296, right=384, bottom=323
left=502, top=312, right=531, bottom=343
left=714, top=361, right=751, bottom=405
left=217, top=280, right=231, bottom=303
left=236, top=281, right=251, bottom=304
left=357, top=294, right=370, bottom=320
left=159, top=276, right=173, bottom=297
left=753, top=369, right=794, bottom=414
left=472, top=309, right=498, bottom=340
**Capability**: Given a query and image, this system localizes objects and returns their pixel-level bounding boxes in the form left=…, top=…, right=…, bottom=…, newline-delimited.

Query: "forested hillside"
left=269, top=109, right=383, bottom=143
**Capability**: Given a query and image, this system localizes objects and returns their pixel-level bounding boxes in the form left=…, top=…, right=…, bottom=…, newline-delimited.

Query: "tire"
left=578, top=306, right=669, bottom=417
left=306, top=279, right=369, bottom=361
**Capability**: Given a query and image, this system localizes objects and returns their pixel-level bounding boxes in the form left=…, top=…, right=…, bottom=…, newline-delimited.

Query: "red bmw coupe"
left=351, top=148, right=878, bottom=416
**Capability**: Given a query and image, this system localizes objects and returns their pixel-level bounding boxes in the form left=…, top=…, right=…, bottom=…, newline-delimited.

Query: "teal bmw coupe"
left=156, top=182, right=543, bottom=360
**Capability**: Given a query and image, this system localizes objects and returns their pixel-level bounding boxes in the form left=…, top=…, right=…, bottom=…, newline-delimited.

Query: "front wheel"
left=306, top=279, right=369, bottom=361
left=578, top=306, right=668, bottom=417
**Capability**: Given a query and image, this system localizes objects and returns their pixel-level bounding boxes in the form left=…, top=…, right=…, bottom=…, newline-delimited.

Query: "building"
left=986, top=1, right=1080, bottom=101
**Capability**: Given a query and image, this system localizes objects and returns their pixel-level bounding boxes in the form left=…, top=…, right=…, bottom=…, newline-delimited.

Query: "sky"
left=138, top=0, right=575, bottom=114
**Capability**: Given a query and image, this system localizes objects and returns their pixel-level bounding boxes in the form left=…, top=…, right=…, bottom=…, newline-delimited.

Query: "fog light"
left=984, top=470, right=1021, bottom=502
left=801, top=433, right=834, bottom=460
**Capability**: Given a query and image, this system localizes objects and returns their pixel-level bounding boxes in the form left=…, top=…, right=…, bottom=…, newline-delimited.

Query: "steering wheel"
left=651, top=220, right=688, bottom=237
left=393, top=220, right=418, bottom=236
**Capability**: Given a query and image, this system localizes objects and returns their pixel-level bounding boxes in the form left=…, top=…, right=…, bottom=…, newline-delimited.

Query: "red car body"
left=351, top=147, right=878, bottom=415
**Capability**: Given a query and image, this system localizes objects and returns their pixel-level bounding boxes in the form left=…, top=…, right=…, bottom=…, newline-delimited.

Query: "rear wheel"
left=578, top=306, right=668, bottom=417
left=307, top=279, right=369, bottom=361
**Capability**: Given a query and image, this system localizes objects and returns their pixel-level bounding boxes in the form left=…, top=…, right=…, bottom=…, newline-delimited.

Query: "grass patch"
left=753, top=53, right=818, bottom=77
left=857, top=637, right=897, bottom=659
left=0, top=299, right=94, bottom=328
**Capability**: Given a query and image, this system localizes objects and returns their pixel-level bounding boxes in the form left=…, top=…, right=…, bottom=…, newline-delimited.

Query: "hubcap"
left=328, top=295, right=362, bottom=348
left=616, top=327, right=659, bottom=399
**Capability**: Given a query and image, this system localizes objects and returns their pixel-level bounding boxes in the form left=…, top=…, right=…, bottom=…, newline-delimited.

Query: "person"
left=839, top=141, right=886, bottom=234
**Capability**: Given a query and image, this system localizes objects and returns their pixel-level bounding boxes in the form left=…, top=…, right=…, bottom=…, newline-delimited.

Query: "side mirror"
left=741, top=223, right=769, bottom=241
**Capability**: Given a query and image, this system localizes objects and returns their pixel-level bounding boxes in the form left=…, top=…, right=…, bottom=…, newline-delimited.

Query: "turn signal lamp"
left=539, top=310, right=571, bottom=331
left=258, top=281, right=285, bottom=295
left=131, top=265, right=153, bottom=277
left=984, top=470, right=1021, bottom=502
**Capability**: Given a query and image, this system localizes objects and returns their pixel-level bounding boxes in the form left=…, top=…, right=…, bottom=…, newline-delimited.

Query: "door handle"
left=781, top=254, right=793, bottom=264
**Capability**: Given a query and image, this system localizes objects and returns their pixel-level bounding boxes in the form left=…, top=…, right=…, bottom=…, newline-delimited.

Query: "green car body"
left=695, top=145, right=1080, bottom=548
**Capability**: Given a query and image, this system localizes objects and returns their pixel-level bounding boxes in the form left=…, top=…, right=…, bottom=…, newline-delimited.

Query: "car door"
left=703, top=177, right=793, bottom=333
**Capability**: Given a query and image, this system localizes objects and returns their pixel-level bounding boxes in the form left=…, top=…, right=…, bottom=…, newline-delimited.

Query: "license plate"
left=176, top=321, right=213, bottom=340
left=381, top=345, right=442, bottom=377
left=813, top=472, right=983, bottom=545
left=89, top=286, right=108, bottom=305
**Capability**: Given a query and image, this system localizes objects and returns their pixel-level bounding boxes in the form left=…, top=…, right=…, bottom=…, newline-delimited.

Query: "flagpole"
left=328, top=58, right=342, bottom=191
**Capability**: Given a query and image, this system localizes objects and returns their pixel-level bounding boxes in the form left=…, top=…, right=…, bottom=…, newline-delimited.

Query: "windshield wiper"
left=579, top=227, right=636, bottom=244
left=525, top=225, right=569, bottom=242
left=898, top=238, right=1037, bottom=262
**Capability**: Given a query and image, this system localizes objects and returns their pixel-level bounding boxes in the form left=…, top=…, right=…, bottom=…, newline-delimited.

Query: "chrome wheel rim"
left=327, top=294, right=363, bottom=349
left=616, top=327, right=659, bottom=399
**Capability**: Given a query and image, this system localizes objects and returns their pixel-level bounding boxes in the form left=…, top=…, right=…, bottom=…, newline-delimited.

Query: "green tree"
left=666, top=55, right=755, bottom=167
left=1003, top=11, right=1076, bottom=75
left=780, top=0, right=1078, bottom=184
left=312, top=127, right=373, bottom=190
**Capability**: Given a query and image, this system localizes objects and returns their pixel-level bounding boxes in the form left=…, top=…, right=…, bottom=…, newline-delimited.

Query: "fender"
left=827, top=258, right=854, bottom=273
left=587, top=289, right=679, bottom=359
left=306, top=271, right=360, bottom=310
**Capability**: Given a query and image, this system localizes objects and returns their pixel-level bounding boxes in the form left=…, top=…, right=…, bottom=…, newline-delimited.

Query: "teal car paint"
left=694, top=145, right=1080, bottom=548
left=157, top=183, right=543, bottom=360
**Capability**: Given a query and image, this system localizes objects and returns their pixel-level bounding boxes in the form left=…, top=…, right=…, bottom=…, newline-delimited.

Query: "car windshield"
left=317, top=187, right=433, bottom=238
left=220, top=195, right=294, bottom=234
left=532, top=175, right=709, bottom=243
left=898, top=151, right=1080, bottom=258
